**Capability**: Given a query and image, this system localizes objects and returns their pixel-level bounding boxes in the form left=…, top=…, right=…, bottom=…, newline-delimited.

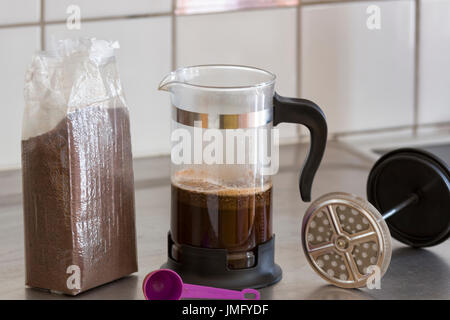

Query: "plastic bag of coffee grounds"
left=22, top=38, right=137, bottom=295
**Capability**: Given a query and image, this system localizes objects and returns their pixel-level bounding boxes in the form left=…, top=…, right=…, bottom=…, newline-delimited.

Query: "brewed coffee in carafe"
left=171, top=168, right=272, bottom=269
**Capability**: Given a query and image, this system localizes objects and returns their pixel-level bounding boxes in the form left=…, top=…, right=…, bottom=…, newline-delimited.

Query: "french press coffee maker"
left=159, top=65, right=327, bottom=289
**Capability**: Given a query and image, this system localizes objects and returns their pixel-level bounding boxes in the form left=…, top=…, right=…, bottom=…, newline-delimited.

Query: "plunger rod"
left=382, top=193, right=419, bottom=220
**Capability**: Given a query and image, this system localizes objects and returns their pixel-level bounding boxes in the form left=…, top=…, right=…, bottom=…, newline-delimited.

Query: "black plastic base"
left=161, top=234, right=282, bottom=290
left=367, top=148, right=450, bottom=248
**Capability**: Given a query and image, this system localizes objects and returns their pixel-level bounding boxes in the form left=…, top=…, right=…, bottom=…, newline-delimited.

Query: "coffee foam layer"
left=172, top=168, right=272, bottom=196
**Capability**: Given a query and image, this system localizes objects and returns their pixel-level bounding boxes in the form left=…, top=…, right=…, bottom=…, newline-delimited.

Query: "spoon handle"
left=181, top=284, right=260, bottom=300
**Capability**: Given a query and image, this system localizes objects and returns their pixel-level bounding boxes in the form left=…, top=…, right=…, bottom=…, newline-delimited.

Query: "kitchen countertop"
left=0, top=141, right=449, bottom=300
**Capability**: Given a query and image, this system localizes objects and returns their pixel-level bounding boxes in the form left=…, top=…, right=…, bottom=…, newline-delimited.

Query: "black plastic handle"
left=273, top=92, right=327, bottom=202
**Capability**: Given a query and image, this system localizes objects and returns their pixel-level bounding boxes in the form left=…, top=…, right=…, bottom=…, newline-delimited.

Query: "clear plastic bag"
left=22, top=38, right=137, bottom=295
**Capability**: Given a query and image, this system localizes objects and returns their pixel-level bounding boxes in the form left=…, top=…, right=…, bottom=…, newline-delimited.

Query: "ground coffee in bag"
left=22, top=39, right=137, bottom=295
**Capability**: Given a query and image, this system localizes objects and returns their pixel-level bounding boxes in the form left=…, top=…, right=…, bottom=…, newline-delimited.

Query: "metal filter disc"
left=302, top=192, right=392, bottom=288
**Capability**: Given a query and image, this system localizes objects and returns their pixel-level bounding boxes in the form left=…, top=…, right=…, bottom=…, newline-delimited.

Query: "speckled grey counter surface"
left=1, top=142, right=448, bottom=299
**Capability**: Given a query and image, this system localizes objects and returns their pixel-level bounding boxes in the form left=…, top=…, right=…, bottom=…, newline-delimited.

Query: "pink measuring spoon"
left=142, top=269, right=260, bottom=300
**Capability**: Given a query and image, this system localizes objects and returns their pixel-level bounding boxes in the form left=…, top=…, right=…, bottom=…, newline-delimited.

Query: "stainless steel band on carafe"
left=171, top=105, right=273, bottom=129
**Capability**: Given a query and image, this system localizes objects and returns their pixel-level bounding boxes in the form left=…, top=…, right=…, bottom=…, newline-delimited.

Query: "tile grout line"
left=296, top=1, right=303, bottom=137
left=0, top=12, right=173, bottom=29
left=45, top=12, right=173, bottom=25
left=172, top=0, right=177, bottom=70
left=0, top=21, right=40, bottom=29
left=40, top=0, right=45, bottom=50
left=296, top=2, right=302, bottom=99
left=173, top=4, right=298, bottom=16
left=301, top=0, right=397, bottom=6
left=412, top=0, right=421, bottom=136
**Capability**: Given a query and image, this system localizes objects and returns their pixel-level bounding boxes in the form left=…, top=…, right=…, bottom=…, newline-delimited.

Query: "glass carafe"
left=160, top=65, right=327, bottom=275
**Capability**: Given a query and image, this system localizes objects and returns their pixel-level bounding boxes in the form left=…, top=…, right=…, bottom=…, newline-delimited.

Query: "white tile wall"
left=45, top=0, right=171, bottom=20
left=0, top=27, right=40, bottom=169
left=176, top=8, right=300, bottom=141
left=0, top=0, right=40, bottom=24
left=418, top=0, right=450, bottom=124
left=301, top=1, right=415, bottom=134
left=0, top=1, right=447, bottom=170
left=46, top=17, right=173, bottom=157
